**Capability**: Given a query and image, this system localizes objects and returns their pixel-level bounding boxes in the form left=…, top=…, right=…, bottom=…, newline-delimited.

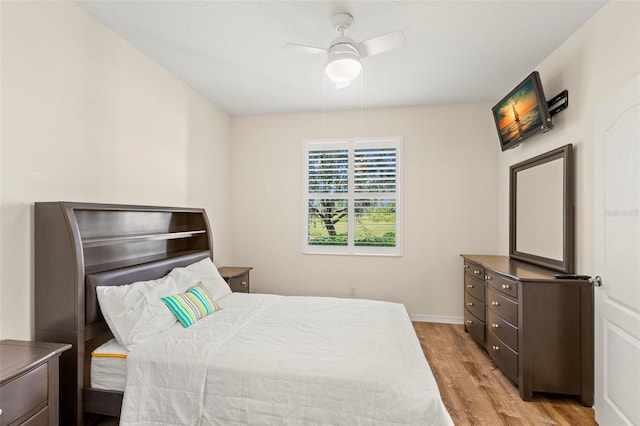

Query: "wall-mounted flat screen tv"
left=492, top=71, right=554, bottom=151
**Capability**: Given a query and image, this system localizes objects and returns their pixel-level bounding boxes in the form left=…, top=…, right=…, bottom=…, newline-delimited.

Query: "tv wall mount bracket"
left=547, top=90, right=569, bottom=118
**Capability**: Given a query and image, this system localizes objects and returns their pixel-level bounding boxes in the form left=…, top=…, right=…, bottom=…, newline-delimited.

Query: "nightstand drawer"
left=21, top=406, right=48, bottom=426
left=0, top=363, right=48, bottom=425
left=228, top=275, right=249, bottom=293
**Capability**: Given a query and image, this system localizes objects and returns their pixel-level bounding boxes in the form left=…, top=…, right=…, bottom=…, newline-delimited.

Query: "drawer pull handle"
left=491, top=323, right=499, bottom=328
left=491, top=301, right=500, bottom=306
left=473, top=270, right=481, bottom=275
left=492, top=345, right=500, bottom=351
left=464, top=264, right=469, bottom=269
left=485, top=275, right=492, bottom=280
left=467, top=284, right=474, bottom=289
left=466, top=302, right=474, bottom=306
left=502, top=284, right=511, bottom=289
left=465, top=320, right=473, bottom=325
left=241, top=281, right=247, bottom=286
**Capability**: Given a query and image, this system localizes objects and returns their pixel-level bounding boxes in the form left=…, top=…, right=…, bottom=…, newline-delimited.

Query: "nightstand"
left=0, top=340, right=71, bottom=426
left=218, top=266, right=252, bottom=293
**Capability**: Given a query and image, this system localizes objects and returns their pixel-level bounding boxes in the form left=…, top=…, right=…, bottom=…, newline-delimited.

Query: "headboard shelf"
left=73, top=206, right=207, bottom=236
left=83, top=249, right=212, bottom=275
left=34, top=201, right=214, bottom=425
left=81, top=229, right=208, bottom=248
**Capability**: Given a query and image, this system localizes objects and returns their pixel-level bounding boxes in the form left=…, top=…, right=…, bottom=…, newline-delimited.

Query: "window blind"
left=303, top=138, right=402, bottom=256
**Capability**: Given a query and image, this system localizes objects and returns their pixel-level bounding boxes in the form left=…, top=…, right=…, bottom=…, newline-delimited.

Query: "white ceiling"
left=74, top=1, right=606, bottom=116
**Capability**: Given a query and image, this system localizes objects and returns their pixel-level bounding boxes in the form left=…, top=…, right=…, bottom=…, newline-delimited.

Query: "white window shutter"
left=303, top=138, right=402, bottom=256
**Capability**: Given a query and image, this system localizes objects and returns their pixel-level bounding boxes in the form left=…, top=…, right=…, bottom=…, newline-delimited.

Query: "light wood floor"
left=414, top=322, right=596, bottom=426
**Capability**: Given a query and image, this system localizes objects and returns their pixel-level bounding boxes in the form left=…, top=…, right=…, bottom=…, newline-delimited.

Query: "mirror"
left=509, top=144, right=574, bottom=272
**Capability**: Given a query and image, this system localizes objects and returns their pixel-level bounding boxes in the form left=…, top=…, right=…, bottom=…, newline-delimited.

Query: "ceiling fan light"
left=325, top=51, right=361, bottom=83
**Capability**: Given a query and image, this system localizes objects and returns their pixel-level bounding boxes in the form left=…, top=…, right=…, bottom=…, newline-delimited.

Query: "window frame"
left=302, top=137, right=403, bottom=256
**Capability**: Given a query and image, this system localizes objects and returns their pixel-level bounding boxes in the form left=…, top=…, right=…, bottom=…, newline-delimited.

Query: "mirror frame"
left=509, top=144, right=574, bottom=273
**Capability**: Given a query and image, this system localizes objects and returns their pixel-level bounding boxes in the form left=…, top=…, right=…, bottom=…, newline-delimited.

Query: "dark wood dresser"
left=461, top=255, right=593, bottom=406
left=0, top=340, right=71, bottom=426
left=218, top=266, right=252, bottom=293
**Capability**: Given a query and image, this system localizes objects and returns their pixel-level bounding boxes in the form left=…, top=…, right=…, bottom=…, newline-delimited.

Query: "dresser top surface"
left=461, top=254, right=586, bottom=282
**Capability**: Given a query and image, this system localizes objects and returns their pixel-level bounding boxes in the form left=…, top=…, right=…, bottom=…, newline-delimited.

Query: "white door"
left=593, top=75, right=640, bottom=425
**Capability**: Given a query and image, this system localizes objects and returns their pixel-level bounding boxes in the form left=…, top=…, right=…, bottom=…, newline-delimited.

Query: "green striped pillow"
left=161, top=283, right=220, bottom=328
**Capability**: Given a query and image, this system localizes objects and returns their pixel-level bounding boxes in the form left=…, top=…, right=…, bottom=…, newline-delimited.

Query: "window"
left=303, top=137, right=402, bottom=256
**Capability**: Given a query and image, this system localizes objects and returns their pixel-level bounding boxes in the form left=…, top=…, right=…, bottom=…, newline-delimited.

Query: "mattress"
left=91, top=338, right=128, bottom=392
left=119, top=292, right=453, bottom=425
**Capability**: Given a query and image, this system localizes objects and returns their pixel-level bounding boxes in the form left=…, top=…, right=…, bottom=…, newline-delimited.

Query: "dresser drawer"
left=464, top=308, right=485, bottom=344
left=464, top=262, right=485, bottom=281
left=487, top=286, right=518, bottom=326
left=488, top=331, right=518, bottom=383
left=464, top=292, right=485, bottom=321
left=464, top=274, right=485, bottom=302
left=487, top=308, right=518, bottom=351
left=0, top=363, right=48, bottom=426
left=485, top=270, right=518, bottom=298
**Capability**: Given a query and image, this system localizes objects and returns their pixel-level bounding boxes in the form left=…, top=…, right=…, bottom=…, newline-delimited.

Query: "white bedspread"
left=121, top=293, right=453, bottom=425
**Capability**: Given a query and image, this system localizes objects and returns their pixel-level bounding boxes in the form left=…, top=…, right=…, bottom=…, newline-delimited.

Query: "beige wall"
left=186, top=90, right=233, bottom=259
left=496, top=0, right=640, bottom=275
left=0, top=1, right=232, bottom=339
left=230, top=105, right=499, bottom=320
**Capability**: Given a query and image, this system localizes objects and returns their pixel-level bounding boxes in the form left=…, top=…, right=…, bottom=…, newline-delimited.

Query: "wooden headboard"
left=34, top=202, right=213, bottom=425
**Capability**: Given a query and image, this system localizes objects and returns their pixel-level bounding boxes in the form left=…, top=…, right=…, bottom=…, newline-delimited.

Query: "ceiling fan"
left=283, top=13, right=405, bottom=88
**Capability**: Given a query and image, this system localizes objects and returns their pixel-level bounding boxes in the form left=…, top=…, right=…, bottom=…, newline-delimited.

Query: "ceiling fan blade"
left=283, top=43, right=328, bottom=57
left=355, top=30, right=405, bottom=58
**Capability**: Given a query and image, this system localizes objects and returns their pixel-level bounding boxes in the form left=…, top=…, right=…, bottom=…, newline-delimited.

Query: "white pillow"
left=170, top=258, right=232, bottom=301
left=96, top=274, right=180, bottom=350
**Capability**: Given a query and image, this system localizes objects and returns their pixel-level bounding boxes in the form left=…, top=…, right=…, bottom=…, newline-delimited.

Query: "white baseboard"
left=410, top=314, right=464, bottom=324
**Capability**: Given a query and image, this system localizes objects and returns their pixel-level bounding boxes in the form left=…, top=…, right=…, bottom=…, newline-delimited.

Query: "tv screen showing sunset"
left=495, top=79, right=543, bottom=145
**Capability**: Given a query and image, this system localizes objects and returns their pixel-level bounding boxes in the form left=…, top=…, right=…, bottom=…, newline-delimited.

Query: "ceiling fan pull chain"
left=323, top=72, right=327, bottom=136
left=360, top=67, right=365, bottom=135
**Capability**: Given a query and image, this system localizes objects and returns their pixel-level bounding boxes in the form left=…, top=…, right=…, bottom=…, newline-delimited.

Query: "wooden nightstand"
left=218, top=267, right=252, bottom=293
left=0, top=340, right=71, bottom=426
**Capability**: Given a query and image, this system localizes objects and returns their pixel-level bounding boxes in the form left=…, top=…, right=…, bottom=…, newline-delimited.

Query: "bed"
left=34, top=202, right=452, bottom=425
